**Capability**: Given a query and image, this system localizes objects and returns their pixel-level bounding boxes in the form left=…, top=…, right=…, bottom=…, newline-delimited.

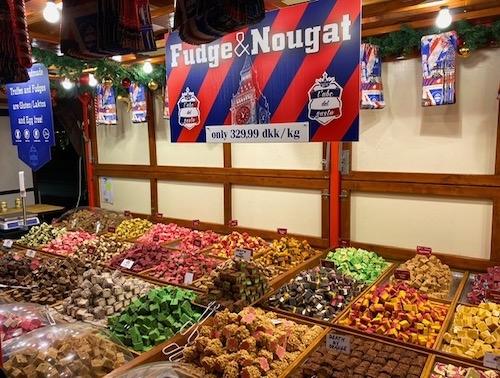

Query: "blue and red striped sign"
left=165, top=0, right=360, bottom=143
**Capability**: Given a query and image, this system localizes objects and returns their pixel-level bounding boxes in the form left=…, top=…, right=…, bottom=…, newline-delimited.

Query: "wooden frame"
left=340, top=99, right=500, bottom=270
left=89, top=94, right=331, bottom=249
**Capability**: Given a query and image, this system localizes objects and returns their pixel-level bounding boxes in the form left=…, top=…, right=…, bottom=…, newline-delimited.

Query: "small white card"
left=483, top=352, right=500, bottom=370
left=2, top=239, right=13, bottom=248
left=26, top=249, right=37, bottom=258
left=326, top=333, right=351, bottom=354
left=95, top=221, right=101, bottom=234
left=184, top=272, right=194, bottom=285
left=234, top=248, right=252, bottom=261
left=120, top=259, right=135, bottom=269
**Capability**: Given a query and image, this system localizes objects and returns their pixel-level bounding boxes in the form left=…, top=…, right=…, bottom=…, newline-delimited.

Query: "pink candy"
left=176, top=230, right=221, bottom=253
left=467, top=266, right=500, bottom=304
left=42, top=231, right=96, bottom=256
left=0, top=313, right=44, bottom=341
left=137, top=223, right=191, bottom=245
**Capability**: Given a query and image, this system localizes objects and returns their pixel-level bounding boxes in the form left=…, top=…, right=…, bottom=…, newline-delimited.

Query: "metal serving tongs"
left=0, top=284, right=34, bottom=290
left=162, top=301, right=221, bottom=361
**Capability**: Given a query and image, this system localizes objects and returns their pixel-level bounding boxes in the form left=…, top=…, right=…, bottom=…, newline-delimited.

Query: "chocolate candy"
left=431, top=362, right=499, bottom=378
left=392, top=254, right=452, bottom=299
left=108, top=244, right=171, bottom=272
left=73, top=235, right=133, bottom=264
left=340, top=282, right=448, bottom=348
left=326, top=247, right=389, bottom=283
left=42, top=231, right=96, bottom=256
left=17, top=223, right=67, bottom=248
left=268, top=266, right=365, bottom=321
left=3, top=324, right=132, bottom=378
left=182, top=307, right=323, bottom=378
left=108, top=286, right=201, bottom=351
left=114, top=218, right=153, bottom=240
left=467, top=266, right=500, bottom=305
left=147, top=251, right=221, bottom=285
left=255, top=237, right=318, bottom=269
left=442, top=303, right=500, bottom=360
left=58, top=208, right=125, bottom=234
left=210, top=231, right=268, bottom=258
left=62, top=269, right=153, bottom=322
left=197, top=260, right=270, bottom=311
left=293, top=335, right=427, bottom=378
left=0, top=252, right=41, bottom=287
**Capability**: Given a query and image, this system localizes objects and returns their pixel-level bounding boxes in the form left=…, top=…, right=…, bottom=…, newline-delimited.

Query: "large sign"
left=6, top=64, right=55, bottom=170
left=166, top=0, right=360, bottom=143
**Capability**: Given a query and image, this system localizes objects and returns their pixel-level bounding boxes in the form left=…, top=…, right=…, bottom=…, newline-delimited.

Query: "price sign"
left=120, top=259, right=135, bottom=270
left=235, top=248, right=252, bottom=261
left=124, top=210, right=131, bottom=217
left=192, top=219, right=200, bottom=227
left=184, top=272, right=194, bottom=285
left=394, top=269, right=411, bottom=281
left=153, top=235, right=160, bottom=242
left=71, top=219, right=77, bottom=228
left=2, top=239, right=13, bottom=249
left=485, top=289, right=500, bottom=304
left=108, top=226, right=116, bottom=233
left=321, top=260, right=337, bottom=269
left=26, top=249, right=37, bottom=258
left=326, top=333, right=351, bottom=354
left=277, top=228, right=288, bottom=235
left=339, top=239, right=350, bottom=247
left=156, top=213, right=163, bottom=219
left=271, top=319, right=282, bottom=325
left=483, top=353, right=500, bottom=370
left=95, top=221, right=101, bottom=234
left=193, top=239, right=202, bottom=248
left=229, top=220, right=238, bottom=227
left=417, top=246, right=432, bottom=256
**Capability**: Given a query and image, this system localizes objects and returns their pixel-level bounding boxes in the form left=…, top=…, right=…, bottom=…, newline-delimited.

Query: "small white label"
left=271, top=319, right=282, bottom=325
left=234, top=248, right=252, bottom=261
left=26, top=249, right=37, bottom=258
left=483, top=353, right=500, bottom=370
left=183, top=272, right=194, bottom=285
left=326, top=333, right=351, bottom=354
left=71, top=219, right=77, bottom=228
left=120, top=259, right=135, bottom=269
left=206, top=123, right=309, bottom=143
left=3, top=239, right=13, bottom=248
left=95, top=221, right=101, bottom=234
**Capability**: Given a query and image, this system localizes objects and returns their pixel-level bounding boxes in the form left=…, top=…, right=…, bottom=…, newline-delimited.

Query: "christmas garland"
left=32, top=47, right=166, bottom=98
left=364, top=20, right=500, bottom=59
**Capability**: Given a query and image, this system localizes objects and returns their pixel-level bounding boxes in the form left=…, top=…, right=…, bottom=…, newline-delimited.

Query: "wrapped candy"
left=0, top=303, right=54, bottom=343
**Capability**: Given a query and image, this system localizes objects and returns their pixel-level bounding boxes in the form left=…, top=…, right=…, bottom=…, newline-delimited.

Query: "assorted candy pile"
left=467, top=266, right=500, bottom=305
left=340, top=282, right=448, bottom=348
left=182, top=307, right=323, bottom=378
left=17, top=223, right=67, bottom=248
left=0, top=304, right=50, bottom=342
left=174, top=229, right=221, bottom=253
left=268, top=266, right=365, bottom=321
left=114, top=218, right=153, bottom=240
left=326, top=247, right=389, bottom=283
left=73, top=235, right=133, bottom=264
left=108, top=244, right=171, bottom=272
left=431, top=362, right=499, bottom=378
left=442, top=302, right=500, bottom=359
left=255, top=237, right=318, bottom=269
left=58, top=208, right=125, bottom=234
left=137, top=222, right=191, bottom=245
left=0, top=253, right=41, bottom=287
left=42, top=231, right=96, bottom=256
left=211, top=231, right=268, bottom=258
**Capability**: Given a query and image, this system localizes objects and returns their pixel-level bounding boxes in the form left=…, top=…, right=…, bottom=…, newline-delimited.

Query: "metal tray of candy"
left=259, top=257, right=396, bottom=329
left=457, top=272, right=499, bottom=306
left=427, top=353, right=500, bottom=376
left=286, top=326, right=434, bottom=378
left=104, top=304, right=329, bottom=378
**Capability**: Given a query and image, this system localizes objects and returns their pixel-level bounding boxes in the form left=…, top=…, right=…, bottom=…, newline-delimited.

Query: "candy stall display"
left=17, top=223, right=67, bottom=249
left=210, top=231, right=268, bottom=258
left=42, top=231, right=96, bottom=256
left=255, top=237, right=319, bottom=270
left=114, top=218, right=153, bottom=240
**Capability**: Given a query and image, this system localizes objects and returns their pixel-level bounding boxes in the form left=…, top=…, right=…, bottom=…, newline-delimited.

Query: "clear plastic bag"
left=0, top=303, right=54, bottom=343
left=115, top=362, right=206, bottom=378
left=2, top=322, right=133, bottom=378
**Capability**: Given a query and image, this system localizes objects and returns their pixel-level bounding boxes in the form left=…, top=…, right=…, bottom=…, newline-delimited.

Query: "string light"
left=88, top=74, right=98, bottom=87
left=436, top=7, right=452, bottom=29
left=61, top=78, right=74, bottom=90
left=143, top=61, right=153, bottom=74
left=43, top=1, right=60, bottom=23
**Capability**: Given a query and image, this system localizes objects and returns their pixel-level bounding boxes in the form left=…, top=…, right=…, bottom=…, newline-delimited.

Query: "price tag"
left=271, top=319, right=282, bottom=325
left=235, top=248, right=252, bottom=261
left=2, top=239, right=13, bottom=249
left=193, top=239, right=202, bottom=248
left=277, top=228, right=287, bottom=235
left=326, top=333, right=351, bottom=354
left=95, top=221, right=101, bottom=234
left=87, top=246, right=96, bottom=254
left=124, top=210, right=131, bottom=217
left=108, top=226, right=116, bottom=233
left=156, top=213, right=163, bottom=219
left=394, top=269, right=411, bottom=281
left=483, top=352, right=500, bottom=370
left=183, top=272, right=194, bottom=285
left=120, top=259, right=135, bottom=270
left=416, top=246, right=432, bottom=256
left=485, top=289, right=500, bottom=304
left=229, top=219, right=238, bottom=227
left=153, top=235, right=160, bottom=242
left=321, top=259, right=336, bottom=269
left=71, top=219, right=77, bottom=228
left=26, top=249, right=37, bottom=258
left=339, top=239, right=350, bottom=247
left=192, top=219, right=200, bottom=227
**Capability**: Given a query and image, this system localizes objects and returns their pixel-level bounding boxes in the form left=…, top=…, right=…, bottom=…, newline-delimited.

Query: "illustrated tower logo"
left=230, top=56, right=270, bottom=125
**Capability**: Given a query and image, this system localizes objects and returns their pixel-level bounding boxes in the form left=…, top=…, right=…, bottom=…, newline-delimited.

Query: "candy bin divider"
left=159, top=238, right=185, bottom=249
left=201, top=247, right=228, bottom=262
left=421, top=354, right=437, bottom=377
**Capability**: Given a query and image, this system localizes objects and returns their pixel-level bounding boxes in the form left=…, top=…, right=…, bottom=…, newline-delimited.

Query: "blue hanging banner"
left=6, top=64, right=55, bottom=171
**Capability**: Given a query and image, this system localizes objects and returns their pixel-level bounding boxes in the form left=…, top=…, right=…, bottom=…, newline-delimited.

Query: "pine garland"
left=364, top=20, right=500, bottom=59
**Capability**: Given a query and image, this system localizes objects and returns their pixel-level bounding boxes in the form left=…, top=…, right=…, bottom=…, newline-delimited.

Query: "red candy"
left=0, top=313, right=44, bottom=342
left=176, top=230, right=221, bottom=253
left=108, top=244, right=171, bottom=272
left=467, top=266, right=500, bottom=304
left=137, top=223, right=191, bottom=245
left=42, top=231, right=96, bottom=256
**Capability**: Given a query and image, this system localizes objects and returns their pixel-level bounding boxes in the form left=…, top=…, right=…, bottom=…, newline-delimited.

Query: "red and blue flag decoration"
left=165, top=0, right=361, bottom=143
left=361, top=43, right=384, bottom=109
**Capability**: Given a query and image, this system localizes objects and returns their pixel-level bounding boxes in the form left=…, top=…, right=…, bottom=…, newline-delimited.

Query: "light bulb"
left=43, top=1, right=60, bottom=23
left=143, top=61, right=153, bottom=74
left=61, top=78, right=74, bottom=90
left=88, top=74, right=98, bottom=87
left=435, top=7, right=452, bottom=29
left=112, top=55, right=122, bottom=62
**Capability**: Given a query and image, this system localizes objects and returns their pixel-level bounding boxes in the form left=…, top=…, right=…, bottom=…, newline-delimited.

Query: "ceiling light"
left=88, top=74, right=98, bottom=87
left=61, top=78, right=74, bottom=90
left=43, top=1, right=60, bottom=23
left=435, top=7, right=452, bottom=29
left=143, top=61, right=153, bottom=74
